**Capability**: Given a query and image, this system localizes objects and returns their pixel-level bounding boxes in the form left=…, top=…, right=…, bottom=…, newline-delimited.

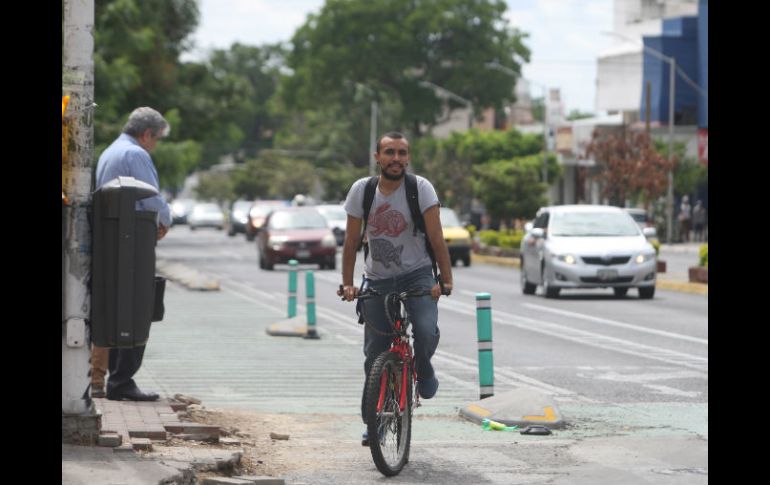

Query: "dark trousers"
left=359, top=265, right=439, bottom=421
left=107, top=345, right=146, bottom=395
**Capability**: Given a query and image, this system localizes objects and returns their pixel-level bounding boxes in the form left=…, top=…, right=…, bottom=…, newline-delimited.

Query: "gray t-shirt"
left=344, top=175, right=439, bottom=280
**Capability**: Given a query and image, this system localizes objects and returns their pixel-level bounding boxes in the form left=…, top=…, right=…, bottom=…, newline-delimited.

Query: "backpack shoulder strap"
left=404, top=173, right=438, bottom=279
left=359, top=176, right=379, bottom=256
left=404, top=173, right=423, bottom=236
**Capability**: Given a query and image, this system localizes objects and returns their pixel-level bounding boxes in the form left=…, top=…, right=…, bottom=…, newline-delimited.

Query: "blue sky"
left=184, top=0, right=614, bottom=114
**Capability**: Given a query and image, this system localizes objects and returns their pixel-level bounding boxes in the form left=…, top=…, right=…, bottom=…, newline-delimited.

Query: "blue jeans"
left=360, top=265, right=440, bottom=420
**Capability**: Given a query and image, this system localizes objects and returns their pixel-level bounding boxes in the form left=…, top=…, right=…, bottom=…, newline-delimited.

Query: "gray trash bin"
left=91, top=176, right=160, bottom=348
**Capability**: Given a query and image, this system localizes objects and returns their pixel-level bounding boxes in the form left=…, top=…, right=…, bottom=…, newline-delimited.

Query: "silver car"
left=315, top=204, right=347, bottom=246
left=520, top=205, right=657, bottom=299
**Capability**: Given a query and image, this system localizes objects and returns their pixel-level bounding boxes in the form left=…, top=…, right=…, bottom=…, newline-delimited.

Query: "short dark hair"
left=376, top=131, right=408, bottom=153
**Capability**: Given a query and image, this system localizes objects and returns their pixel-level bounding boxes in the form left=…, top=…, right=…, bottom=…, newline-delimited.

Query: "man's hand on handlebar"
left=337, top=284, right=359, bottom=302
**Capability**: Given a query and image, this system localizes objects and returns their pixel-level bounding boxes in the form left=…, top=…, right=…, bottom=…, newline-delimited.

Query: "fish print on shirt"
left=368, top=203, right=408, bottom=269
left=370, top=238, right=404, bottom=268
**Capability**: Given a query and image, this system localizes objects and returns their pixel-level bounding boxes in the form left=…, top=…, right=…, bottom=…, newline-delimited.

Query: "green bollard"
left=476, top=292, right=494, bottom=399
left=304, top=270, right=320, bottom=339
left=288, top=260, right=298, bottom=318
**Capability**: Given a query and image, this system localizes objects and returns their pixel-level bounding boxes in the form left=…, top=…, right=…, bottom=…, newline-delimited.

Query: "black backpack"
left=358, top=173, right=438, bottom=279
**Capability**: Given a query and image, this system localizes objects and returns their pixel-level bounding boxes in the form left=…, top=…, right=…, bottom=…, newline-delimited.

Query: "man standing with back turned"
left=95, top=106, right=171, bottom=401
left=339, top=131, right=453, bottom=442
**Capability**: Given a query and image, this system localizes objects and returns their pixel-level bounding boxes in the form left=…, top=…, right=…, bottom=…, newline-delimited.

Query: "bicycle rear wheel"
left=365, top=351, right=412, bottom=476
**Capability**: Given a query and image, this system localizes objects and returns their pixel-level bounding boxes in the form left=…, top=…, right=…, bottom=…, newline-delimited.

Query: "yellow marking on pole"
left=466, top=404, right=492, bottom=418
left=523, top=406, right=557, bottom=422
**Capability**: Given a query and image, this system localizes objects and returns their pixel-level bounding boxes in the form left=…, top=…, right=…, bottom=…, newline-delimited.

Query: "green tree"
left=282, top=0, right=530, bottom=135
left=566, top=109, right=594, bottom=121
left=93, top=0, right=200, bottom=145
left=412, top=128, right=547, bottom=212
left=653, top=140, right=707, bottom=199
left=472, top=154, right=555, bottom=222
left=173, top=43, right=287, bottom=167
left=194, top=172, right=235, bottom=204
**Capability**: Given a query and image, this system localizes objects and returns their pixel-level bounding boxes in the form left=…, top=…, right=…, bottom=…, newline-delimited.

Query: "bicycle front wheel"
left=365, top=351, right=412, bottom=476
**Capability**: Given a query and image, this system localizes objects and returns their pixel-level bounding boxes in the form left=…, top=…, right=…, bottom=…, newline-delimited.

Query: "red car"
left=257, top=207, right=338, bottom=270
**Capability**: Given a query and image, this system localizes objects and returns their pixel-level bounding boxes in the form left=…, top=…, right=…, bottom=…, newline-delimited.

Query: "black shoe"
left=107, top=387, right=160, bottom=402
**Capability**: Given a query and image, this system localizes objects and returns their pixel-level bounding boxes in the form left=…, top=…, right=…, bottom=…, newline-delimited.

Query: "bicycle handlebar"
left=337, top=285, right=447, bottom=301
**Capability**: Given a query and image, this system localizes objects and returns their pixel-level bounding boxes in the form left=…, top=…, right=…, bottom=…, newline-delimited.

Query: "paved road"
left=136, top=226, right=708, bottom=484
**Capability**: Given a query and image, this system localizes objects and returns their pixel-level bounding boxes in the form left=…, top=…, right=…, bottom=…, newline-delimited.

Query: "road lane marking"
left=521, top=303, right=708, bottom=345
left=209, top=274, right=704, bottom=401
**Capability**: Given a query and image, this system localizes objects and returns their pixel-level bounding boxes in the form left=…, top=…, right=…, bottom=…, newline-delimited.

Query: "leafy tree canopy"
left=282, top=0, right=530, bottom=134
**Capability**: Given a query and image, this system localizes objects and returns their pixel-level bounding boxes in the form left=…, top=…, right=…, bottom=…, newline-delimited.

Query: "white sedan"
left=520, top=205, right=658, bottom=299
left=188, top=203, right=225, bottom=231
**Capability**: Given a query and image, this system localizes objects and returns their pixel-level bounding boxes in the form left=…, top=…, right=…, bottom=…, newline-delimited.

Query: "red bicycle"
left=342, top=285, right=441, bottom=476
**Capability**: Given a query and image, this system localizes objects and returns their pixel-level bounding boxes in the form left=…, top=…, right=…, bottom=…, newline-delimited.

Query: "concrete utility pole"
left=62, top=0, right=96, bottom=418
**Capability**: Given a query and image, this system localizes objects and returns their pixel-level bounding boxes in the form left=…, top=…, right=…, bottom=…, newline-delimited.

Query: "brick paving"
left=94, top=398, right=204, bottom=449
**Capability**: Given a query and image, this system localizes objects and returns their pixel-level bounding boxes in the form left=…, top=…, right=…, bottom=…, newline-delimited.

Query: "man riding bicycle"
left=339, top=132, right=454, bottom=439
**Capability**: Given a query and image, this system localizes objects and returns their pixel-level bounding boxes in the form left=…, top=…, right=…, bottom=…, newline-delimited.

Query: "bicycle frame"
left=374, top=298, right=418, bottom=415
left=375, top=319, right=415, bottom=414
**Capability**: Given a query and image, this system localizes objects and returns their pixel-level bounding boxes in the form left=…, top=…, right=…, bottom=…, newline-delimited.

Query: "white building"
left=596, top=0, right=698, bottom=115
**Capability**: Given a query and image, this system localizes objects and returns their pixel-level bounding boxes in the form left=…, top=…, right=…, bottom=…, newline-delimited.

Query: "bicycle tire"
left=365, top=351, right=412, bottom=476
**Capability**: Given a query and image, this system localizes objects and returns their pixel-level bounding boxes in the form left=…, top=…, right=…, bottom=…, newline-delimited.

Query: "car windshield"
left=269, top=210, right=328, bottom=230
left=317, top=206, right=346, bottom=221
left=550, top=211, right=640, bottom=237
left=439, top=208, right=462, bottom=227
left=233, top=201, right=252, bottom=212
left=195, top=204, right=221, bottom=214
left=627, top=212, right=646, bottom=223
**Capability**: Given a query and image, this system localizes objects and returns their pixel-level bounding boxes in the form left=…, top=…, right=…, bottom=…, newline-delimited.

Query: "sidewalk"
left=62, top=259, right=288, bottom=485
left=62, top=396, right=268, bottom=485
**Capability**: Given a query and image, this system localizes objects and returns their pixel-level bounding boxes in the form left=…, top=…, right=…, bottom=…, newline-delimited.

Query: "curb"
left=157, top=259, right=220, bottom=291
left=471, top=253, right=521, bottom=268
left=656, top=279, right=708, bottom=295
left=265, top=316, right=313, bottom=337
left=471, top=253, right=707, bottom=295
left=459, top=389, right=565, bottom=430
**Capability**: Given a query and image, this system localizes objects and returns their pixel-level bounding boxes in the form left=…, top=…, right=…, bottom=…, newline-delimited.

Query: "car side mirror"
left=530, top=228, right=545, bottom=238
left=524, top=222, right=533, bottom=233
left=643, top=227, right=657, bottom=238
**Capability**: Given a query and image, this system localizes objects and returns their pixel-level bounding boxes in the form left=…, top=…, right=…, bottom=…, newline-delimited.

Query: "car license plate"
left=296, top=250, right=310, bottom=259
left=597, top=269, right=618, bottom=281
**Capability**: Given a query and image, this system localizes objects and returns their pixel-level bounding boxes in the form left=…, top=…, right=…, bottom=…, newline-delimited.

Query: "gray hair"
left=122, top=107, right=170, bottom=138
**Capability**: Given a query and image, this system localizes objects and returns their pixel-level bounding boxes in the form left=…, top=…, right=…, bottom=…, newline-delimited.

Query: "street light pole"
left=418, top=80, right=474, bottom=129
left=666, top=57, right=676, bottom=244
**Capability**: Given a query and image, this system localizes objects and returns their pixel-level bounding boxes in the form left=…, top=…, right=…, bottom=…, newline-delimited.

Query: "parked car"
left=257, top=207, right=338, bottom=270
left=170, top=199, right=196, bottom=225
left=439, top=207, right=472, bottom=267
left=188, top=203, right=225, bottom=231
left=315, top=204, right=347, bottom=246
left=624, top=208, right=659, bottom=244
left=519, top=205, right=657, bottom=299
left=246, top=200, right=288, bottom=241
left=227, top=200, right=254, bottom=237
